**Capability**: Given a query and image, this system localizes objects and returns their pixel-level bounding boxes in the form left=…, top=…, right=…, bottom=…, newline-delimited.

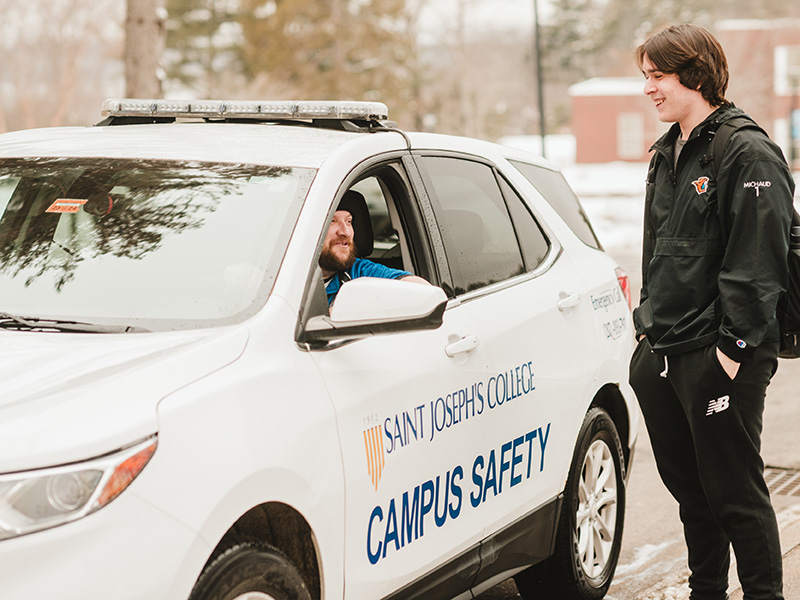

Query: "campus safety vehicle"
left=0, top=99, right=639, bottom=600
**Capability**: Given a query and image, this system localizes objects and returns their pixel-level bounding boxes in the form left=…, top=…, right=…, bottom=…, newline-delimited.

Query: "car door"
left=304, top=160, right=491, bottom=600
left=412, top=154, right=603, bottom=585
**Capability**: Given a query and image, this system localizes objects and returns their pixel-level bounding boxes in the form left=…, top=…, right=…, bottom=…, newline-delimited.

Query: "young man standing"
left=630, top=24, right=795, bottom=600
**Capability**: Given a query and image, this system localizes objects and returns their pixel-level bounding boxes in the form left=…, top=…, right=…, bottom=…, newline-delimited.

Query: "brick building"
left=570, top=20, right=800, bottom=165
left=569, top=77, right=662, bottom=163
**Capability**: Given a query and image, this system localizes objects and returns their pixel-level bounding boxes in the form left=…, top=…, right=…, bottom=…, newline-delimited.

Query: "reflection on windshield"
left=0, top=158, right=313, bottom=330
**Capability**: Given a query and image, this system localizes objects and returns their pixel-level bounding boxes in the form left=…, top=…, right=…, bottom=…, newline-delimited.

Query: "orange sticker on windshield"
left=47, top=198, right=88, bottom=213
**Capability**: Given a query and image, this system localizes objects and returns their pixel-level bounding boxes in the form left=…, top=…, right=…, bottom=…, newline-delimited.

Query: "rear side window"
left=510, top=160, right=600, bottom=249
left=416, top=156, right=525, bottom=295
left=498, top=176, right=549, bottom=270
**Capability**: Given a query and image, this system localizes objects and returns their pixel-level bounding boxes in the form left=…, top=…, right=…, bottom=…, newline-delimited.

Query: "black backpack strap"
left=709, top=116, right=768, bottom=242
left=709, top=116, right=766, bottom=179
left=710, top=118, right=796, bottom=234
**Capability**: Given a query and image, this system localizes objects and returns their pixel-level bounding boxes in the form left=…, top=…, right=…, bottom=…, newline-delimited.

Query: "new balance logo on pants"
left=706, top=395, right=731, bottom=416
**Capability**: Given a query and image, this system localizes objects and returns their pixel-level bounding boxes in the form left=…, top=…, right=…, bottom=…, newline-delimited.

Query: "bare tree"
left=416, top=0, right=543, bottom=140
left=0, top=0, right=124, bottom=132
left=125, top=0, right=167, bottom=98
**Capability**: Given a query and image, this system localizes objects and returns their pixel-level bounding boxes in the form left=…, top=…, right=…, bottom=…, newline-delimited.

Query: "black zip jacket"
left=633, top=105, right=795, bottom=362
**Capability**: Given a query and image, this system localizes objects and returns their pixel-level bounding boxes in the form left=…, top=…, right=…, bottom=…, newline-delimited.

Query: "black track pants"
left=629, top=339, right=783, bottom=600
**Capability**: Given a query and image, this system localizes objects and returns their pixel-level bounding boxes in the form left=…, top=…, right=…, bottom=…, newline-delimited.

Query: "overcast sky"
left=418, top=0, right=552, bottom=41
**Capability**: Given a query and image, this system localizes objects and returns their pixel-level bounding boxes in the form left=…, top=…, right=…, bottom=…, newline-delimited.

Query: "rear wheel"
left=515, top=407, right=626, bottom=600
left=189, top=542, right=312, bottom=600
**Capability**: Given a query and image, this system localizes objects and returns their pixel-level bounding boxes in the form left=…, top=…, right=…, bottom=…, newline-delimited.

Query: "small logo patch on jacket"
left=691, top=177, right=710, bottom=194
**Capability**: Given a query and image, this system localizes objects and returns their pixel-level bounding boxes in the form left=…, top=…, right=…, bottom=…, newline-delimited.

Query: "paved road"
left=474, top=246, right=800, bottom=600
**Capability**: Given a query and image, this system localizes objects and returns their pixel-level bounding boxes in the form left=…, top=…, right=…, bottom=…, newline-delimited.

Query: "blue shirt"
left=325, top=258, right=410, bottom=305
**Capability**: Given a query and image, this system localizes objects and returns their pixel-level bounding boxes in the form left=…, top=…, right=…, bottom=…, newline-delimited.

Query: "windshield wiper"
left=0, top=312, right=148, bottom=333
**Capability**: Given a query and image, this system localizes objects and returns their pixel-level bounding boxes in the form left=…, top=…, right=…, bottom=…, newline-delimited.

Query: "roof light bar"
left=101, top=99, right=389, bottom=121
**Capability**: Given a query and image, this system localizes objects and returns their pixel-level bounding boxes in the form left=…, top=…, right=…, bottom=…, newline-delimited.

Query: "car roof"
left=0, top=122, right=379, bottom=169
left=0, top=108, right=560, bottom=174
left=405, top=131, right=560, bottom=172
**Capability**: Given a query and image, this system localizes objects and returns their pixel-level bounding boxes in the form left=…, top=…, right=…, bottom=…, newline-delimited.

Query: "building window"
left=774, top=45, right=800, bottom=95
left=617, top=112, right=644, bottom=160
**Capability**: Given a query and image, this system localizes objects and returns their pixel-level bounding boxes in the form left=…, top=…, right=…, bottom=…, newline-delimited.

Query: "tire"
left=515, top=407, right=626, bottom=600
left=189, top=542, right=312, bottom=600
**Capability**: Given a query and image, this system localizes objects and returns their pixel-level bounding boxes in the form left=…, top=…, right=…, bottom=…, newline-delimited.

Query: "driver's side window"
left=348, top=166, right=433, bottom=283
left=295, top=163, right=440, bottom=343
left=348, top=177, right=404, bottom=272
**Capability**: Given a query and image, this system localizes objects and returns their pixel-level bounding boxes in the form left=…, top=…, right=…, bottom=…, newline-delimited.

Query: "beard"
left=319, top=240, right=358, bottom=273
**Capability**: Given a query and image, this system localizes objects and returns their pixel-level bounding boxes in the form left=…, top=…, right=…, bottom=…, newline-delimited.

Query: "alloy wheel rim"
left=576, top=438, right=618, bottom=579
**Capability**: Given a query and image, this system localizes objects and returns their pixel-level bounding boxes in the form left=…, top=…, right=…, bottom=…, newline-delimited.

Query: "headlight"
left=0, top=436, right=156, bottom=541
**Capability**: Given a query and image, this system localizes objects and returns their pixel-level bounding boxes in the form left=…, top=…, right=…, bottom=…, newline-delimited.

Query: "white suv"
left=0, top=100, right=638, bottom=600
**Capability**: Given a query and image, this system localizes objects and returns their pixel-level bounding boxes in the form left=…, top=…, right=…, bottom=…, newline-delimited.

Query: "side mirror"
left=301, top=277, right=447, bottom=343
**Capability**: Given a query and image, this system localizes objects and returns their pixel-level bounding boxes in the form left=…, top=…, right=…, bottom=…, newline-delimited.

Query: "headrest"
left=443, top=209, right=484, bottom=253
left=336, top=190, right=373, bottom=257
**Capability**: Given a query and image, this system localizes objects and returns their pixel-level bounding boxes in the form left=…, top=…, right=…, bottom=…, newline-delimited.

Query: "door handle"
left=445, top=335, right=480, bottom=357
left=556, top=292, right=581, bottom=311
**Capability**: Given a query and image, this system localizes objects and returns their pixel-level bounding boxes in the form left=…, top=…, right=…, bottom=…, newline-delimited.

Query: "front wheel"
left=189, top=542, right=312, bottom=600
left=515, top=407, right=626, bottom=600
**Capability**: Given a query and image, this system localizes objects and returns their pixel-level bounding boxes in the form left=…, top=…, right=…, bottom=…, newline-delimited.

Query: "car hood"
left=0, top=326, right=248, bottom=472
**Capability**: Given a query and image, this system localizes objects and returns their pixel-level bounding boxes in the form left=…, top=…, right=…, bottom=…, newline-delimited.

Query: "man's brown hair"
left=635, top=24, right=729, bottom=107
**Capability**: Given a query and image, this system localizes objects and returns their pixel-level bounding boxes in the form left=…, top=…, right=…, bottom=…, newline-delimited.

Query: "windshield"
left=0, top=157, right=313, bottom=331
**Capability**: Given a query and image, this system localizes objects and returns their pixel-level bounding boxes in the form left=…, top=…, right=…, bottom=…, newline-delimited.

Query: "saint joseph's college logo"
left=363, top=424, right=386, bottom=490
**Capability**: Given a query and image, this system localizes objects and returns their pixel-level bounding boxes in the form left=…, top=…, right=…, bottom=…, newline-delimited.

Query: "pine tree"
left=235, top=0, right=415, bottom=117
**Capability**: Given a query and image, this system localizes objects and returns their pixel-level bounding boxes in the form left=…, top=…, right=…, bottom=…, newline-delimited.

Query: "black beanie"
left=335, top=190, right=373, bottom=257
